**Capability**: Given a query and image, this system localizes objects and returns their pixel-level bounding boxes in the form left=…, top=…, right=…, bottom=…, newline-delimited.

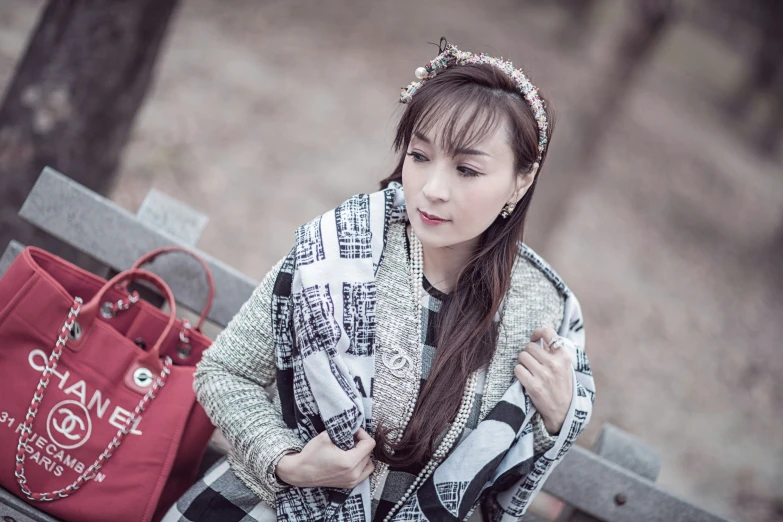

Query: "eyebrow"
left=413, top=131, right=490, bottom=157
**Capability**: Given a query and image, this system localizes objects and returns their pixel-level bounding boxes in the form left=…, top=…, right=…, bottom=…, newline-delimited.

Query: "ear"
left=511, top=162, right=539, bottom=204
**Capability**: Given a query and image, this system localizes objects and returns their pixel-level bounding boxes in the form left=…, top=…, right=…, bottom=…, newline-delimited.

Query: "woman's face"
left=402, top=115, right=534, bottom=250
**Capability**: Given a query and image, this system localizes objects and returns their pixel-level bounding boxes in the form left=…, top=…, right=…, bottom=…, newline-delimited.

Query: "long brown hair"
left=374, top=63, right=555, bottom=467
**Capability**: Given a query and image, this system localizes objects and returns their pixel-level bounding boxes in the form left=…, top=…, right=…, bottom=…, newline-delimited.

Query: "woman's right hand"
left=275, top=428, right=376, bottom=489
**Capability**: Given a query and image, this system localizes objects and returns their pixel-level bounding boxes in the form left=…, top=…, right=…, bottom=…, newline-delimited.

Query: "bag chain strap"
left=107, top=291, right=192, bottom=354
left=14, top=296, right=174, bottom=502
left=108, top=290, right=140, bottom=315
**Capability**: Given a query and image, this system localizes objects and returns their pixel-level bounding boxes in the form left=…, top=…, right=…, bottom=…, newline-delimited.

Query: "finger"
left=357, top=457, right=375, bottom=483
left=314, top=430, right=334, bottom=446
left=355, top=428, right=372, bottom=441
left=349, top=431, right=376, bottom=458
left=530, top=327, right=558, bottom=346
left=353, top=453, right=372, bottom=473
left=522, top=341, right=553, bottom=366
left=533, top=329, right=568, bottom=357
left=513, top=363, right=534, bottom=386
left=517, top=350, right=545, bottom=375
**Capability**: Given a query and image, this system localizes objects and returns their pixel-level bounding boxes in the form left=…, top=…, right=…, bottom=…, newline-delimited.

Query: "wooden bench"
left=0, top=168, right=733, bottom=522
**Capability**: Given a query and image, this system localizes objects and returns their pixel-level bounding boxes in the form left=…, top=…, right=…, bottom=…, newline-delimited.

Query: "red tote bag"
left=0, top=246, right=215, bottom=522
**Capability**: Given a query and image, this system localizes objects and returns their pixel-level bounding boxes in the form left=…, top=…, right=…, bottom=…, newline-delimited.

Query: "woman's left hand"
left=514, top=327, right=573, bottom=435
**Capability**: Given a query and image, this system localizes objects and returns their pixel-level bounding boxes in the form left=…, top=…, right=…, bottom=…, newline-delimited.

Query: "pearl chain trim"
left=381, top=230, right=478, bottom=521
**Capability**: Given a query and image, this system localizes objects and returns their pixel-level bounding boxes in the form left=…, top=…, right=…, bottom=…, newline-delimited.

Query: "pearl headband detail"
left=400, top=37, right=549, bottom=163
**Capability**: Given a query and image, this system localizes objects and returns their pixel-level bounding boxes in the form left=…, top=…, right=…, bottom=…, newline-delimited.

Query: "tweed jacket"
left=193, top=221, right=580, bottom=514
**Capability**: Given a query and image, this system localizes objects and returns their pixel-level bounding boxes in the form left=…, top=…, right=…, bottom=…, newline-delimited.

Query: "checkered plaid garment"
left=162, top=458, right=277, bottom=522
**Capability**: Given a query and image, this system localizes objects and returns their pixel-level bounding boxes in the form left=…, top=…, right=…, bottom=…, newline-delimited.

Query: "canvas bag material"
left=0, top=246, right=214, bottom=522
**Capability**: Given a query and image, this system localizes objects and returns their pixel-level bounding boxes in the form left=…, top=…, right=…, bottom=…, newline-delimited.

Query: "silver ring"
left=548, top=336, right=565, bottom=350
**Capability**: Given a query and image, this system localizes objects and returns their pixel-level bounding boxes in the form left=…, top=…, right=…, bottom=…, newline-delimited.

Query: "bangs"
left=390, top=64, right=545, bottom=177
left=396, top=82, right=511, bottom=157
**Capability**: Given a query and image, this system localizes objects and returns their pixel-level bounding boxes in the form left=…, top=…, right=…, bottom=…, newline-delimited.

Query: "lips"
left=418, top=209, right=449, bottom=225
left=420, top=210, right=446, bottom=221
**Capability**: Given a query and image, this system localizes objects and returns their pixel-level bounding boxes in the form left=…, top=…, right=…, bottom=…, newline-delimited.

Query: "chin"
left=411, top=223, right=454, bottom=249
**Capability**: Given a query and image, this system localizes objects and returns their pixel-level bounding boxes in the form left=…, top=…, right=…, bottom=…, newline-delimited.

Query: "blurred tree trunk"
left=722, top=0, right=783, bottom=156
left=530, top=0, right=676, bottom=251
left=0, top=0, right=180, bottom=269
left=757, top=70, right=783, bottom=156
left=723, top=0, right=782, bottom=105
left=751, top=0, right=783, bottom=155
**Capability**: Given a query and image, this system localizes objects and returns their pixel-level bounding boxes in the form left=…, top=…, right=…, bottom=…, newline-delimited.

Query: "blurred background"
left=1, top=1, right=782, bottom=521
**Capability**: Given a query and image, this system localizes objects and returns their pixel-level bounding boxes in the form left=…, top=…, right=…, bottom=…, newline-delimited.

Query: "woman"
left=164, top=39, right=595, bottom=522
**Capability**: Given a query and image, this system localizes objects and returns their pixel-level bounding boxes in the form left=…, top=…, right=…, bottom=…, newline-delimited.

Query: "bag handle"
left=116, top=246, right=215, bottom=331
left=14, top=296, right=173, bottom=502
left=69, top=269, right=179, bottom=361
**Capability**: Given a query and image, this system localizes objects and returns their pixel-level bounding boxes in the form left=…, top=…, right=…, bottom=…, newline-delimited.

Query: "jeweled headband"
left=400, top=37, right=549, bottom=164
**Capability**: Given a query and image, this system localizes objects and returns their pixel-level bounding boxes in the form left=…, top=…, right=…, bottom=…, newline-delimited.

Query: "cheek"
left=453, top=180, right=510, bottom=228
left=401, top=159, right=423, bottom=195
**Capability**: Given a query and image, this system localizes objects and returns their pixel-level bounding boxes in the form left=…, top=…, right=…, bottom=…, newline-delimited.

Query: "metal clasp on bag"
left=100, top=302, right=115, bottom=319
left=68, top=321, right=82, bottom=341
left=133, top=368, right=154, bottom=387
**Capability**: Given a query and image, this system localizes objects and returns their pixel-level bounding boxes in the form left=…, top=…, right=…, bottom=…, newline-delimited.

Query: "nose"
left=421, top=165, right=450, bottom=203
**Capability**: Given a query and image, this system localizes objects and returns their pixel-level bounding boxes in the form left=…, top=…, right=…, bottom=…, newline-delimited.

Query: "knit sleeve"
left=532, top=411, right=558, bottom=454
left=193, top=250, right=303, bottom=506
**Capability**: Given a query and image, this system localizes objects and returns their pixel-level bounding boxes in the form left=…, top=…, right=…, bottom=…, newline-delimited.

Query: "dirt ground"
left=2, top=1, right=782, bottom=520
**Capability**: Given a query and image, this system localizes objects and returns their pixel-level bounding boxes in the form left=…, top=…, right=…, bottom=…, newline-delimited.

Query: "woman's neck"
left=407, top=224, right=477, bottom=294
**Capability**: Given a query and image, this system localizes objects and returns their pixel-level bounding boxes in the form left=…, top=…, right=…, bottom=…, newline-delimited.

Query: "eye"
left=457, top=166, right=482, bottom=178
left=406, top=151, right=428, bottom=162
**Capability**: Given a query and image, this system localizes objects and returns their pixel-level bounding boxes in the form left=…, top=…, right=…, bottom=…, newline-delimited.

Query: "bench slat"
left=0, top=487, right=60, bottom=522
left=543, top=446, right=731, bottom=522
left=0, top=240, right=25, bottom=277
left=18, top=167, right=258, bottom=328
left=136, top=188, right=209, bottom=246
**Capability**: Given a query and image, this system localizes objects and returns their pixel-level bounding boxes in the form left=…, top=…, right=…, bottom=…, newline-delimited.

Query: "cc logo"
left=46, top=400, right=92, bottom=449
left=381, top=348, right=412, bottom=379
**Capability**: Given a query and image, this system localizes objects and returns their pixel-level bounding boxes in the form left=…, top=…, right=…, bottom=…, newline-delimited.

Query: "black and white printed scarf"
left=273, top=183, right=594, bottom=521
